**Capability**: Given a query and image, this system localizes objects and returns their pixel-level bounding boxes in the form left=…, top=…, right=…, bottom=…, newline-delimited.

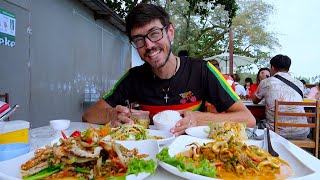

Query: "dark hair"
left=270, top=54, right=291, bottom=72
left=208, top=59, right=220, bottom=67
left=125, top=3, right=171, bottom=40
left=178, top=50, right=189, bottom=57
left=232, top=74, right=241, bottom=82
left=244, top=77, right=253, bottom=90
left=300, top=79, right=306, bottom=85
left=256, top=68, right=270, bottom=83
left=245, top=77, right=253, bottom=85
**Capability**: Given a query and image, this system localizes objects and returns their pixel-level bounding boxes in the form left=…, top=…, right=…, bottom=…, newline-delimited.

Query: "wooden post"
left=229, top=28, right=233, bottom=75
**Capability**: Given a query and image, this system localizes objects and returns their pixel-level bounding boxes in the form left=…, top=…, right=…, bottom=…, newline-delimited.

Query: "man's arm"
left=172, top=100, right=256, bottom=136
left=251, top=93, right=262, bottom=104
left=82, top=99, right=132, bottom=125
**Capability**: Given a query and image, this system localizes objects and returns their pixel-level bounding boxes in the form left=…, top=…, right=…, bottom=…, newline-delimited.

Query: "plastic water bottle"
left=84, top=83, right=90, bottom=101
left=90, top=84, right=99, bottom=102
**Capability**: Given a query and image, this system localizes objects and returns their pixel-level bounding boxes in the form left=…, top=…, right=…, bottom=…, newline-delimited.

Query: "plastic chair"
left=274, top=100, right=319, bottom=158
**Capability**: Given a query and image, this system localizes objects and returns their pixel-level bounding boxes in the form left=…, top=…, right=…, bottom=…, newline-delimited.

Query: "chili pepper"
left=70, top=131, right=81, bottom=137
left=86, top=138, right=93, bottom=144
left=61, top=131, right=67, bottom=139
left=116, top=161, right=127, bottom=173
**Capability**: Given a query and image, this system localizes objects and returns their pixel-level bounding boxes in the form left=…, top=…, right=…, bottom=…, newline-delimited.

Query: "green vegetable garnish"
left=75, top=166, right=91, bottom=173
left=23, top=164, right=63, bottom=180
left=156, top=147, right=217, bottom=177
left=126, top=158, right=157, bottom=176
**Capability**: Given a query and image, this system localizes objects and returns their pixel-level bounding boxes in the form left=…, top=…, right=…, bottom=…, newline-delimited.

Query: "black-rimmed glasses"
left=131, top=25, right=168, bottom=49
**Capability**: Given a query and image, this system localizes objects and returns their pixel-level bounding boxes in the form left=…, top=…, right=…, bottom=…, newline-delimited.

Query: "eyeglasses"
left=131, top=25, right=168, bottom=49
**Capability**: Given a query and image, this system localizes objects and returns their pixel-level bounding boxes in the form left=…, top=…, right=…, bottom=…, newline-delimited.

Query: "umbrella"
left=204, top=52, right=256, bottom=74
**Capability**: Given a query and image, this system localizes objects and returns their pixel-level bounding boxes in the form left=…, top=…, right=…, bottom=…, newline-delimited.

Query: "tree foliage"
left=104, top=0, right=280, bottom=71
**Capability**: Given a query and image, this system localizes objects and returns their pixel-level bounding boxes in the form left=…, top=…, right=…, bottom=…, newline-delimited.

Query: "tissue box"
left=0, top=120, right=30, bottom=144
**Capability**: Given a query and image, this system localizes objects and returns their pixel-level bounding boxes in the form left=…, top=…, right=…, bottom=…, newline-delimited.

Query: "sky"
left=265, top=0, right=320, bottom=79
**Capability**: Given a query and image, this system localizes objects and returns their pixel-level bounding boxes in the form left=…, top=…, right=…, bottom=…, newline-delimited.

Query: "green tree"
left=231, top=0, right=280, bottom=69
left=170, top=0, right=280, bottom=72
left=104, top=0, right=279, bottom=71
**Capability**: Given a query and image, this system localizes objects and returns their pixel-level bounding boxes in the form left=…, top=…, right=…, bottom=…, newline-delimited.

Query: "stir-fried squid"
left=20, top=128, right=154, bottom=180
left=177, top=136, right=294, bottom=179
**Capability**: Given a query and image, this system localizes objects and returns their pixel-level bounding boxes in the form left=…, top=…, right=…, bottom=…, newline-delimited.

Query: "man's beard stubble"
left=145, top=35, right=172, bottom=70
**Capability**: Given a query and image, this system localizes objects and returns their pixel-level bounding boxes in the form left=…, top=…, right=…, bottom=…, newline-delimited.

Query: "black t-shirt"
left=103, top=57, right=239, bottom=116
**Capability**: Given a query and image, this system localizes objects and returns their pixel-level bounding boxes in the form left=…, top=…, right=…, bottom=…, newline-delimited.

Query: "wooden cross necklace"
left=162, top=57, right=179, bottom=103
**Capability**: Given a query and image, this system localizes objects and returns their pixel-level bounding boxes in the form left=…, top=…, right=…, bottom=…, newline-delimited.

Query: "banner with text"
left=0, top=8, right=16, bottom=47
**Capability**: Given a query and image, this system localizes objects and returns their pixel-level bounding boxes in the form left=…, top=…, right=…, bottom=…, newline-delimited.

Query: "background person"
left=249, top=67, right=270, bottom=97
left=178, top=50, right=189, bottom=57
left=206, top=59, right=236, bottom=112
left=207, top=59, right=236, bottom=90
left=307, top=81, right=320, bottom=99
left=232, top=74, right=246, bottom=96
left=300, top=79, right=310, bottom=98
left=244, top=77, right=253, bottom=96
left=82, top=3, right=255, bottom=136
left=252, top=54, right=309, bottom=139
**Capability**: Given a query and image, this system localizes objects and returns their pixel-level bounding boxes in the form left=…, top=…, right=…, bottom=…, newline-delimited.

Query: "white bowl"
left=0, top=143, right=30, bottom=161
left=153, top=110, right=182, bottom=132
left=50, top=119, right=70, bottom=131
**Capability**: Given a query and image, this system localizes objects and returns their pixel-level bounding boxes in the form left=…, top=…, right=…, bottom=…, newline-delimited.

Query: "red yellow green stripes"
left=103, top=70, right=129, bottom=99
left=207, top=62, right=239, bottom=101
left=140, top=101, right=202, bottom=117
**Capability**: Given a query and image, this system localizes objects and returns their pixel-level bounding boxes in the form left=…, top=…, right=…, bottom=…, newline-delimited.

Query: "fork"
left=247, top=126, right=263, bottom=140
left=125, top=100, right=132, bottom=114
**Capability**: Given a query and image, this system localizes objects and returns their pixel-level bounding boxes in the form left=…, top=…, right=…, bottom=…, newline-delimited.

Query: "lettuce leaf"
left=126, top=158, right=157, bottom=176
left=156, top=147, right=216, bottom=177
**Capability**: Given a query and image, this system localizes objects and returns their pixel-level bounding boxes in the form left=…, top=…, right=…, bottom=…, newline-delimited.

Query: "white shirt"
left=255, top=72, right=309, bottom=138
left=235, top=82, right=246, bottom=96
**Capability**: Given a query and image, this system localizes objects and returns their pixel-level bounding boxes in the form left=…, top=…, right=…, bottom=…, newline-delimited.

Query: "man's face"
left=130, top=19, right=174, bottom=69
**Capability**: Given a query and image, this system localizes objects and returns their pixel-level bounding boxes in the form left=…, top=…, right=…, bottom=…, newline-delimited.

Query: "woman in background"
left=249, top=68, right=270, bottom=97
left=308, top=81, right=320, bottom=99
left=244, top=77, right=253, bottom=96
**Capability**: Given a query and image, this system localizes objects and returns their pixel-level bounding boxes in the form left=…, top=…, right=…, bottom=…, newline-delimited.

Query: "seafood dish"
left=157, top=136, right=294, bottom=179
left=208, top=122, right=248, bottom=142
left=20, top=127, right=157, bottom=180
left=109, top=124, right=163, bottom=141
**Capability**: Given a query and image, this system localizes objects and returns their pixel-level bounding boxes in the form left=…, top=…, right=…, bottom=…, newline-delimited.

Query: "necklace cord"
left=162, top=57, right=179, bottom=103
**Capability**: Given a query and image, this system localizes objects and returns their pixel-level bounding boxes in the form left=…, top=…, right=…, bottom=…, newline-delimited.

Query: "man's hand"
left=110, top=105, right=133, bottom=127
left=171, top=110, right=198, bottom=136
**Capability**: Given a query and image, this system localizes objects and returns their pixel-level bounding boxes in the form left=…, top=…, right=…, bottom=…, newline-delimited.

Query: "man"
left=82, top=3, right=255, bottom=136
left=252, top=54, right=309, bottom=139
left=178, top=50, right=189, bottom=57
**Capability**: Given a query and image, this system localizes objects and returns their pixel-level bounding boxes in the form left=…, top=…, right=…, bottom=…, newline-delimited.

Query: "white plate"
left=159, top=135, right=314, bottom=180
left=0, top=140, right=159, bottom=180
left=185, top=125, right=209, bottom=139
left=50, top=129, right=174, bottom=146
left=185, top=126, right=274, bottom=140
left=148, top=129, right=175, bottom=145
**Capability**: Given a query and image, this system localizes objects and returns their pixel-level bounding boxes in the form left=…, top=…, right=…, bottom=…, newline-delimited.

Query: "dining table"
left=22, top=122, right=320, bottom=179
left=242, top=99, right=266, bottom=121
